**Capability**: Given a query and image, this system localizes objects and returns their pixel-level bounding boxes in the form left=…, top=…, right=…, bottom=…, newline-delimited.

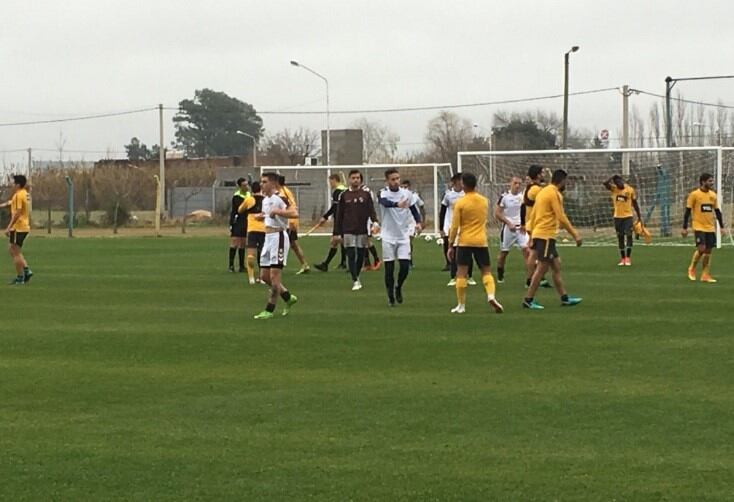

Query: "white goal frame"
left=458, top=147, right=729, bottom=248
left=260, top=163, right=453, bottom=236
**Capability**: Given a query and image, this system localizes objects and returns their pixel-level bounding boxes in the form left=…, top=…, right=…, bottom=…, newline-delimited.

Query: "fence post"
left=64, top=176, right=74, bottom=238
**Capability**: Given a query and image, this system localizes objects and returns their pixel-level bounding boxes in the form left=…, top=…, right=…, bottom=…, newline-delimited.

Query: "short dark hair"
left=13, top=175, right=27, bottom=188
left=262, top=172, right=279, bottom=183
left=612, top=174, right=623, bottom=184
left=236, top=177, right=247, bottom=187
left=348, top=169, right=363, bottom=180
left=384, top=168, right=399, bottom=178
left=328, top=174, right=341, bottom=182
left=461, top=172, right=477, bottom=190
left=401, top=179, right=411, bottom=187
left=251, top=181, right=261, bottom=193
left=527, top=164, right=543, bottom=179
left=551, top=169, right=568, bottom=184
left=278, top=175, right=286, bottom=186
left=450, top=173, right=462, bottom=183
left=699, top=173, right=713, bottom=184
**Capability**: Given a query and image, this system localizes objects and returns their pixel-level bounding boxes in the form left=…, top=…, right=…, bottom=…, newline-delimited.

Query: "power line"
left=0, top=107, right=158, bottom=127
left=634, top=89, right=734, bottom=109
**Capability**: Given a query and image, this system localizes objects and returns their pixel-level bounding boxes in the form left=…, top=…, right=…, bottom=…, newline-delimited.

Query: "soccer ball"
left=436, top=238, right=444, bottom=246
left=423, top=234, right=434, bottom=243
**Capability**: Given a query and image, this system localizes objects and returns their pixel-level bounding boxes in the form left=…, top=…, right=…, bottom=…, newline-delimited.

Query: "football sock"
left=443, top=239, right=450, bottom=266
left=617, top=234, right=626, bottom=258
left=626, top=234, right=633, bottom=258
left=355, top=248, right=366, bottom=274
left=397, top=259, right=410, bottom=288
left=238, top=248, right=245, bottom=270
left=524, top=296, right=534, bottom=304
left=702, top=254, right=711, bottom=275
left=346, top=247, right=358, bottom=281
left=690, top=250, right=701, bottom=269
left=497, top=267, right=504, bottom=281
left=228, top=247, right=236, bottom=268
left=246, top=254, right=256, bottom=281
left=339, top=245, right=346, bottom=267
left=280, top=290, right=291, bottom=302
left=369, top=245, right=379, bottom=262
left=455, top=277, right=467, bottom=305
left=324, top=247, right=337, bottom=265
left=482, top=274, right=496, bottom=297
left=265, top=303, right=276, bottom=313
left=384, top=261, right=395, bottom=293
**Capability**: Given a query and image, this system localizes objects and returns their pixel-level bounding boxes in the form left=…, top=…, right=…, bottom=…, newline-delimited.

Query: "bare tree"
left=262, top=128, right=320, bottom=165
left=91, top=166, right=142, bottom=234
left=350, top=118, right=400, bottom=163
left=425, top=111, right=474, bottom=168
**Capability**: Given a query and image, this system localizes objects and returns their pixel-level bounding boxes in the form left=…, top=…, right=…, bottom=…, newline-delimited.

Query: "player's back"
left=453, top=191, right=488, bottom=247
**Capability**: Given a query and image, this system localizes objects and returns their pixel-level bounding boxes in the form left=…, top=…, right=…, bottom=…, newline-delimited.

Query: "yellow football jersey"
left=239, top=194, right=266, bottom=233
left=280, top=185, right=300, bottom=230
left=448, top=191, right=489, bottom=247
left=610, top=184, right=636, bottom=218
left=528, top=184, right=578, bottom=241
left=686, top=188, right=718, bottom=232
left=10, top=189, right=30, bottom=232
left=523, top=183, right=543, bottom=232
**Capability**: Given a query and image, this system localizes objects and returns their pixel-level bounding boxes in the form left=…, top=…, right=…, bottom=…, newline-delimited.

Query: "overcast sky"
left=1, top=0, right=733, bottom=166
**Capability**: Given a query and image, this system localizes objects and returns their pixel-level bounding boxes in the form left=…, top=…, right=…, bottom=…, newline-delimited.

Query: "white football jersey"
left=379, top=187, right=418, bottom=242
left=441, top=189, right=464, bottom=234
left=498, top=191, right=523, bottom=226
left=262, top=192, right=289, bottom=229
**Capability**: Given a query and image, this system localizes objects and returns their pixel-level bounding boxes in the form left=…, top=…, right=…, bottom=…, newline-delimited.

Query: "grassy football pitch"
left=2, top=235, right=733, bottom=500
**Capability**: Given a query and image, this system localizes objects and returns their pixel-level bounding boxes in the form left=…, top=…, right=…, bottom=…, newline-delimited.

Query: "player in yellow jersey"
left=521, top=164, right=551, bottom=288
left=2, top=175, right=33, bottom=285
left=278, top=175, right=310, bottom=275
left=682, top=173, right=726, bottom=282
left=523, top=169, right=582, bottom=310
left=603, top=175, right=642, bottom=266
left=238, top=181, right=266, bottom=285
left=446, top=172, right=503, bottom=314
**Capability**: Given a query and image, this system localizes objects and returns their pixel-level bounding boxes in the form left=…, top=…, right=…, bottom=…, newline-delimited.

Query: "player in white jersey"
left=439, top=173, right=475, bottom=286
left=494, top=176, right=531, bottom=283
left=253, top=172, right=299, bottom=320
left=400, top=180, right=425, bottom=268
left=380, top=169, right=423, bottom=306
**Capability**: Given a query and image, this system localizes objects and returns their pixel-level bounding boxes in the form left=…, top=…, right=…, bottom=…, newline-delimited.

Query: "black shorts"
left=532, top=238, right=558, bottom=262
left=694, top=231, right=717, bottom=250
left=230, top=221, right=247, bottom=238
left=456, top=246, right=491, bottom=268
left=614, top=217, right=633, bottom=235
left=9, top=231, right=28, bottom=248
left=288, top=229, right=298, bottom=242
left=247, top=231, right=265, bottom=249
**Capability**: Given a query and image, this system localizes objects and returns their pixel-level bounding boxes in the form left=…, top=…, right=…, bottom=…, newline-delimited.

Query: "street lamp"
left=290, top=60, right=330, bottom=166
left=236, top=130, right=257, bottom=167
left=562, top=45, right=580, bottom=149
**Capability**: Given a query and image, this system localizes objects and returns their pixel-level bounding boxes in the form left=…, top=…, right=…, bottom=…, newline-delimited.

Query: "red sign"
left=600, top=129, right=609, bottom=140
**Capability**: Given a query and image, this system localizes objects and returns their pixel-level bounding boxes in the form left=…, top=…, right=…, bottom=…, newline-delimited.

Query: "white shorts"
left=382, top=240, right=411, bottom=262
left=260, top=230, right=290, bottom=268
left=500, top=224, right=529, bottom=252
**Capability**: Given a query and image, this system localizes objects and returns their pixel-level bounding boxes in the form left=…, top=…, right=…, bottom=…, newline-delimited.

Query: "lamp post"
left=236, top=130, right=257, bottom=167
left=290, top=60, right=330, bottom=166
left=665, top=75, right=734, bottom=146
left=562, top=45, right=580, bottom=149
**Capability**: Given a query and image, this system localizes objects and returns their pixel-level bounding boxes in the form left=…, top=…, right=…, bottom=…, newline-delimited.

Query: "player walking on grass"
left=2, top=175, right=33, bottom=285
left=379, top=168, right=423, bottom=306
left=603, top=175, right=642, bottom=266
left=682, top=173, right=726, bottom=283
left=495, top=175, right=531, bottom=284
left=278, top=176, right=310, bottom=275
left=446, top=172, right=503, bottom=314
left=228, top=178, right=249, bottom=272
left=523, top=169, right=582, bottom=310
left=314, top=174, right=347, bottom=272
left=439, top=174, right=475, bottom=286
left=253, top=173, right=299, bottom=320
left=521, top=165, right=551, bottom=289
left=333, top=170, right=378, bottom=291
left=238, top=181, right=266, bottom=285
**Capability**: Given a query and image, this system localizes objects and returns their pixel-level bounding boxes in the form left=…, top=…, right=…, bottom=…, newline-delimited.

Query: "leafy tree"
left=174, top=88, right=263, bottom=157
left=492, top=119, right=556, bottom=151
left=125, top=137, right=152, bottom=161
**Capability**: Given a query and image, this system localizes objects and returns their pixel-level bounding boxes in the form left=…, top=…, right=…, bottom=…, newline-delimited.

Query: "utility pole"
left=27, top=148, right=33, bottom=225
left=562, top=46, right=580, bottom=149
left=158, top=104, right=166, bottom=220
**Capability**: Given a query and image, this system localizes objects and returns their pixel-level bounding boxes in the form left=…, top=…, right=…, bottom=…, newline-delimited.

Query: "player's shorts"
left=260, top=230, right=290, bottom=269
left=382, top=240, right=411, bottom=262
left=287, top=228, right=298, bottom=242
left=229, top=219, right=247, bottom=238
left=532, top=238, right=558, bottom=262
left=500, top=224, right=529, bottom=251
left=456, top=246, right=491, bottom=268
left=614, top=217, right=633, bottom=235
left=694, top=231, right=717, bottom=250
left=247, top=231, right=265, bottom=249
left=9, top=231, right=28, bottom=248
left=343, top=233, right=369, bottom=248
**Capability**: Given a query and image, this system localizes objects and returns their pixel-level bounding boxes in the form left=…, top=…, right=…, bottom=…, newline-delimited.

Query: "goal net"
left=458, top=147, right=733, bottom=246
left=259, top=163, right=454, bottom=236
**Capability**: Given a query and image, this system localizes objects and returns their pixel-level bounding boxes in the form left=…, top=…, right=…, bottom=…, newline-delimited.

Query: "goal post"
left=259, top=163, right=453, bottom=236
left=458, top=147, right=731, bottom=247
